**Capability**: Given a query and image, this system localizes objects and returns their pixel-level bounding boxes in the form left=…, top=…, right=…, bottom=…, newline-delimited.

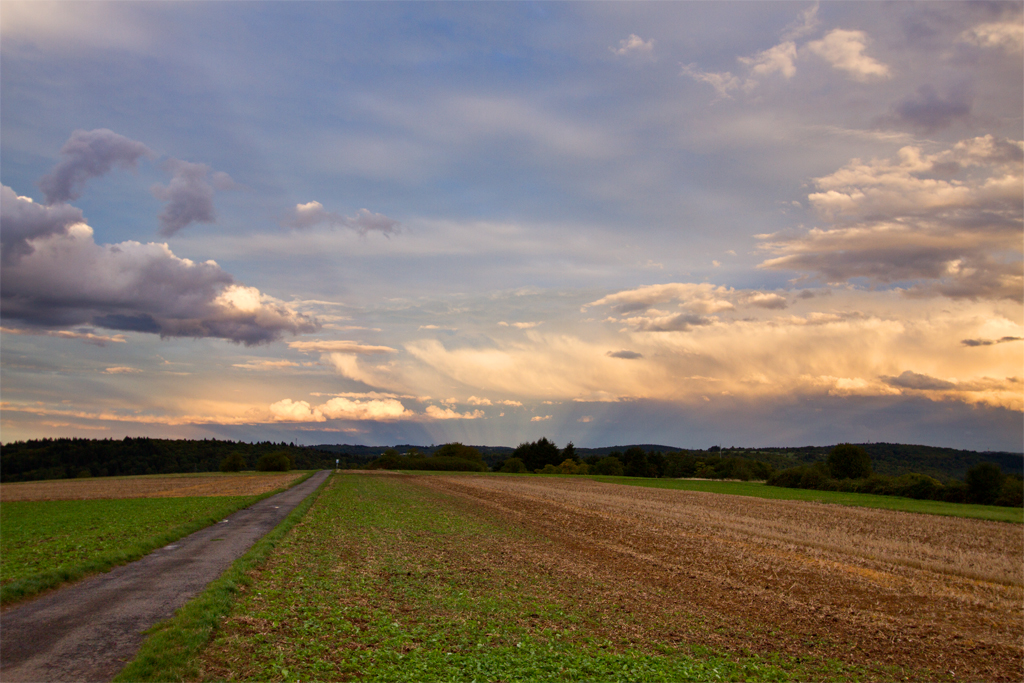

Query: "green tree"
left=965, top=462, right=1004, bottom=505
left=256, top=451, right=291, bottom=472
left=433, top=442, right=483, bottom=461
left=592, top=456, right=624, bottom=476
left=499, top=457, right=527, bottom=473
left=827, top=444, right=871, bottom=480
left=220, top=451, right=246, bottom=472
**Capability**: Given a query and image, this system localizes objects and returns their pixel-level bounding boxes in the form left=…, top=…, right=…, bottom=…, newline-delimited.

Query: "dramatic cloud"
left=1, top=193, right=317, bottom=345
left=887, top=84, right=972, bottom=132
left=759, top=136, right=1024, bottom=300
left=806, top=29, right=891, bottom=81
left=1, top=185, right=85, bottom=263
left=151, top=159, right=236, bottom=236
left=611, top=34, right=654, bottom=57
left=585, top=283, right=789, bottom=330
left=38, top=129, right=153, bottom=204
left=284, top=201, right=399, bottom=236
left=882, top=370, right=956, bottom=391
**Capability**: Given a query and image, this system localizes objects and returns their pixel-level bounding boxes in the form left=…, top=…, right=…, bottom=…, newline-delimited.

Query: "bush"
left=536, top=464, right=559, bottom=474
left=799, top=464, right=831, bottom=489
left=995, top=474, right=1023, bottom=507
left=220, top=452, right=246, bottom=472
left=256, top=451, right=291, bottom=472
left=499, top=457, right=527, bottom=473
left=827, top=444, right=871, bottom=480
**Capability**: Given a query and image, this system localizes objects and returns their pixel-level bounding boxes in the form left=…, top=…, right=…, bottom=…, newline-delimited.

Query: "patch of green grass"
left=0, top=472, right=315, bottom=605
left=583, top=476, right=1023, bottom=523
left=113, top=473, right=328, bottom=683
left=152, top=474, right=904, bottom=682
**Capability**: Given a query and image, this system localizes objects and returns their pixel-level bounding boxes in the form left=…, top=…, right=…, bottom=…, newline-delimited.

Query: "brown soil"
left=412, top=475, right=1023, bottom=682
left=0, top=473, right=303, bottom=501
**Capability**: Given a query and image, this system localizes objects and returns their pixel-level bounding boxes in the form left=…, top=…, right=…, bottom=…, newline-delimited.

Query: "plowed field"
left=414, top=475, right=1023, bottom=681
left=0, top=473, right=303, bottom=501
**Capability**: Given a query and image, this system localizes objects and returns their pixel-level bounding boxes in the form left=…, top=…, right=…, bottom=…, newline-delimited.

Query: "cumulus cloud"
left=1, top=192, right=317, bottom=344
left=806, top=29, right=891, bottom=81
left=759, top=135, right=1024, bottom=301
left=611, top=34, right=655, bottom=57
left=466, top=396, right=492, bottom=405
left=284, top=201, right=399, bottom=236
left=151, top=159, right=236, bottom=236
left=530, top=415, right=552, bottom=422
left=1, top=185, right=86, bottom=263
left=38, top=129, right=154, bottom=204
left=270, top=396, right=412, bottom=422
left=424, top=405, right=484, bottom=420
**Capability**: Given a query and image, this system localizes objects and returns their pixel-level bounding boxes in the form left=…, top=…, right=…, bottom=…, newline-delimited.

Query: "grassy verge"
left=582, top=476, right=1023, bottom=523
left=113, top=472, right=327, bottom=682
left=0, top=471, right=315, bottom=605
left=173, top=474, right=901, bottom=682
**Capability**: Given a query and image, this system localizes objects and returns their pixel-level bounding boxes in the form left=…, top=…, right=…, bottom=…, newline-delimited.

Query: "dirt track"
left=415, top=475, right=1023, bottom=682
left=0, top=471, right=329, bottom=683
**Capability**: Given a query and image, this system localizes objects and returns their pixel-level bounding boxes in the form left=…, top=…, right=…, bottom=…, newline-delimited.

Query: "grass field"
left=0, top=472, right=314, bottom=604
left=151, top=474, right=918, bottom=682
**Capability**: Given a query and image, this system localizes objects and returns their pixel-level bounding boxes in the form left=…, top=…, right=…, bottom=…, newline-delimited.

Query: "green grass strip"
left=112, top=472, right=328, bottom=682
left=0, top=471, right=316, bottom=605
left=582, top=475, right=1023, bottom=523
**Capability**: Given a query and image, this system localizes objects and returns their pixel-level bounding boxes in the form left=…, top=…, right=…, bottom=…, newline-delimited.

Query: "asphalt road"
left=0, top=470, right=331, bottom=682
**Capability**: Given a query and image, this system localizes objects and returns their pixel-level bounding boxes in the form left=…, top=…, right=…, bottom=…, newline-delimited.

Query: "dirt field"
left=413, top=475, right=1023, bottom=682
left=0, top=473, right=304, bottom=501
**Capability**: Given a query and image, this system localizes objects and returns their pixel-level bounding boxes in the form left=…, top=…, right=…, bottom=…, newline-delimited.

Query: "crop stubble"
left=0, top=473, right=303, bottom=501
left=413, top=475, right=1023, bottom=682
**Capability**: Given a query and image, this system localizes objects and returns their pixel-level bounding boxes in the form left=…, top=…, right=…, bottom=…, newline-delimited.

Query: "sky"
left=1, top=1, right=1022, bottom=451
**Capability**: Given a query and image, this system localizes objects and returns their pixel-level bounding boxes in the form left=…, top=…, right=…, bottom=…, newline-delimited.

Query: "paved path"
left=0, top=470, right=331, bottom=682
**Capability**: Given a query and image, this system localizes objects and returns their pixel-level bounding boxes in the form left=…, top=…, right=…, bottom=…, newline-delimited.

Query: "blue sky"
left=2, top=1, right=1022, bottom=450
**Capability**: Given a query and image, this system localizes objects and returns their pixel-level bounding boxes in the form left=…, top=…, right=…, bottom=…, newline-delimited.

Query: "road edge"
left=112, top=471, right=332, bottom=682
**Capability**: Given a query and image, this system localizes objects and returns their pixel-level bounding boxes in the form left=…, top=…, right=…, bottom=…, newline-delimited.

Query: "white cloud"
left=288, top=340, right=397, bottom=354
left=270, top=398, right=324, bottom=422
left=424, top=405, right=484, bottom=420
left=611, top=34, right=655, bottom=57
left=680, top=63, right=740, bottom=99
left=530, top=415, right=552, bottom=422
left=284, top=201, right=399, bottom=236
left=271, top=396, right=412, bottom=422
left=0, top=326, right=126, bottom=346
left=738, top=41, right=797, bottom=81
left=806, top=29, right=890, bottom=82
left=959, top=20, right=1024, bottom=53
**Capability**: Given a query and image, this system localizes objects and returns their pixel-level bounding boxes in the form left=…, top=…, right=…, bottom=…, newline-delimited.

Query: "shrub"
left=995, top=474, right=1023, bottom=507
left=558, top=459, right=581, bottom=475
left=767, top=466, right=805, bottom=488
left=499, top=457, right=527, bottom=473
left=256, top=451, right=291, bottom=472
left=220, top=452, right=246, bottom=472
left=827, top=444, right=871, bottom=480
left=799, top=464, right=831, bottom=490
left=536, top=464, right=559, bottom=474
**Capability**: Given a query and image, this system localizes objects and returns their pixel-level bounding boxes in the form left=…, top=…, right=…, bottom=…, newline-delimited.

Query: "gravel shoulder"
left=0, top=470, right=330, bottom=683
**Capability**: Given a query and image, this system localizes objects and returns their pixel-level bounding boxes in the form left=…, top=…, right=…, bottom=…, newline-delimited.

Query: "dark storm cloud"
left=1, top=185, right=85, bottom=263
left=1, top=190, right=317, bottom=346
left=37, top=129, right=154, bottom=204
